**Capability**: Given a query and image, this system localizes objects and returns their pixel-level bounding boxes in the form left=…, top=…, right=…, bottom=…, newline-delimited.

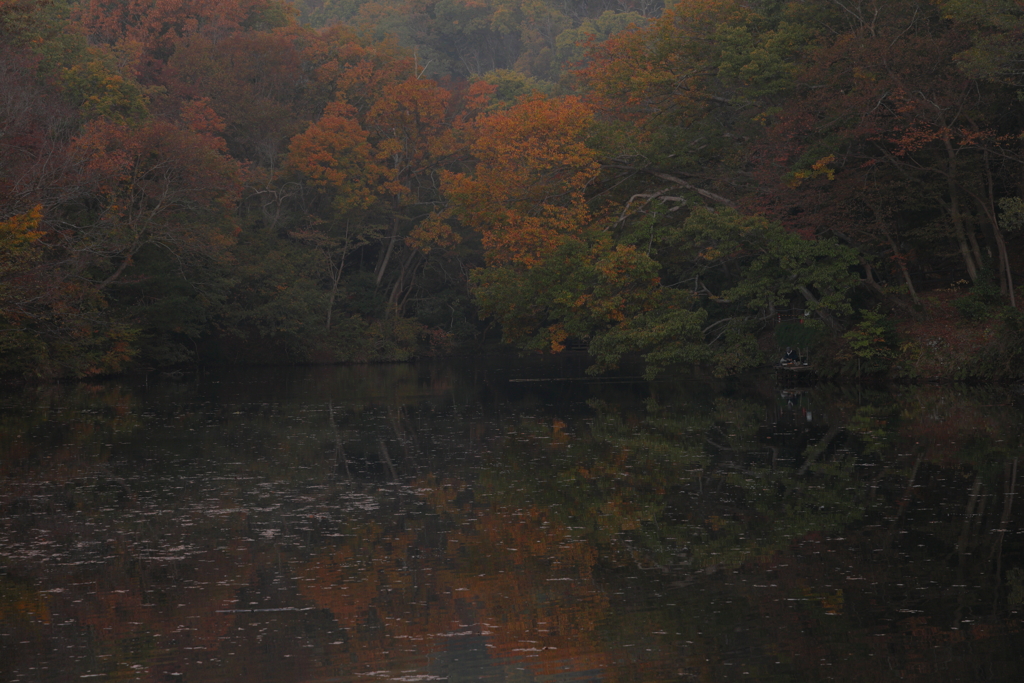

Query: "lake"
left=1, top=356, right=1022, bottom=682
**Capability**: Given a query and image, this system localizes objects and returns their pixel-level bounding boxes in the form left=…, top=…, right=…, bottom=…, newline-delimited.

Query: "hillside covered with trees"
left=4, top=0, right=1024, bottom=380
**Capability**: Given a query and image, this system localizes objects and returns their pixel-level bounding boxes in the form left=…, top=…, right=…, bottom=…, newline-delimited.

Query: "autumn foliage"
left=445, top=94, right=598, bottom=267
left=3, top=0, right=1024, bottom=379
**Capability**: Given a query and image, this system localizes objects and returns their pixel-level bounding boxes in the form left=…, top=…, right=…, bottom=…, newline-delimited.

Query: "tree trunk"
left=375, top=219, right=399, bottom=287
left=795, top=284, right=839, bottom=329
left=326, top=274, right=339, bottom=331
left=98, top=240, right=142, bottom=291
left=871, top=212, right=921, bottom=306
left=325, top=235, right=353, bottom=331
left=387, top=250, right=419, bottom=316
left=980, top=151, right=1016, bottom=308
left=942, top=134, right=980, bottom=282
left=861, top=256, right=920, bottom=316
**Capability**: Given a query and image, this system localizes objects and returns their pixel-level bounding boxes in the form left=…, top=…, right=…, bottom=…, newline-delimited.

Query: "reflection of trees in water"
left=550, top=382, right=1024, bottom=680
left=295, top=475, right=612, bottom=680
left=1, top=369, right=1023, bottom=681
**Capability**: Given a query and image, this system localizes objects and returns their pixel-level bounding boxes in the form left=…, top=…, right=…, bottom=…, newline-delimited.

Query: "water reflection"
left=1, top=359, right=1022, bottom=682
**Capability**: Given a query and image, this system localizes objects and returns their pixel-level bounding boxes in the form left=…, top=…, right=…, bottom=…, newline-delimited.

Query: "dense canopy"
left=4, top=0, right=1024, bottom=380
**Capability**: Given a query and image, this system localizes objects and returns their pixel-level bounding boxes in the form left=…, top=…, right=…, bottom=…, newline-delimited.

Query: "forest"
left=4, top=0, right=1024, bottom=380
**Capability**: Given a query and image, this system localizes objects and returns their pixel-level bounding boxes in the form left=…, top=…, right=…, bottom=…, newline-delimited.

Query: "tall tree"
left=752, top=0, right=1024, bottom=305
left=287, top=44, right=490, bottom=333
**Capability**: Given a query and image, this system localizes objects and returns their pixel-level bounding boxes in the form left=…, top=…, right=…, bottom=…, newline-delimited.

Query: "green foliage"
left=680, top=208, right=860, bottom=319
left=113, top=245, right=231, bottom=367
left=555, top=10, right=646, bottom=65
left=215, top=229, right=326, bottom=362
left=940, top=0, right=1024, bottom=85
left=952, top=275, right=1002, bottom=321
left=478, top=69, right=553, bottom=106
left=472, top=232, right=707, bottom=378
left=774, top=319, right=825, bottom=349
left=998, top=196, right=1024, bottom=231
left=8, top=0, right=1024, bottom=380
left=704, top=319, right=762, bottom=377
left=50, top=320, right=140, bottom=378
left=366, top=314, right=423, bottom=361
left=838, top=309, right=897, bottom=377
left=715, top=17, right=811, bottom=97
left=588, top=305, right=710, bottom=379
left=843, top=309, right=894, bottom=362
left=968, top=308, right=1024, bottom=381
left=60, top=51, right=150, bottom=123
left=242, top=0, right=297, bottom=30
left=0, top=302, right=141, bottom=379
left=0, top=325, right=48, bottom=378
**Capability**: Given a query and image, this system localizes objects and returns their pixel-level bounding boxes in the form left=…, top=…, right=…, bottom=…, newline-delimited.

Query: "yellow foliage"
left=445, top=94, right=599, bottom=268
left=0, top=206, right=45, bottom=284
left=789, top=154, right=836, bottom=187
left=0, top=206, right=44, bottom=248
left=547, top=323, right=568, bottom=352
left=406, top=212, right=462, bottom=254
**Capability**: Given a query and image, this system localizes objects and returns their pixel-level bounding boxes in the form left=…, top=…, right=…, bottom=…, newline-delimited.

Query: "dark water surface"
left=2, top=357, right=1022, bottom=682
